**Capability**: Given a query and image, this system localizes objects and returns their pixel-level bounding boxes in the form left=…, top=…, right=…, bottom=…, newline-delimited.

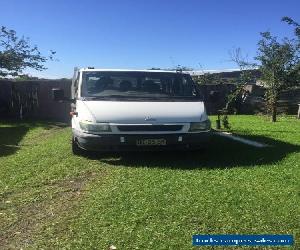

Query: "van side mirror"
left=52, top=88, right=65, bottom=101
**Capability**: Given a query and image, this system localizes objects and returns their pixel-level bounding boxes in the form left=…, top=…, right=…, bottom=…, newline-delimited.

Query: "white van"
left=53, top=68, right=211, bottom=154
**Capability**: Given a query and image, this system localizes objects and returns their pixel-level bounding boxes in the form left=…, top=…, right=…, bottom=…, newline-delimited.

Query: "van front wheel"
left=72, top=136, right=82, bottom=155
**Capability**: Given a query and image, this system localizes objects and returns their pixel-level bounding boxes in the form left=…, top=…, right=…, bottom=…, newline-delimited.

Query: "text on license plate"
left=136, top=138, right=167, bottom=146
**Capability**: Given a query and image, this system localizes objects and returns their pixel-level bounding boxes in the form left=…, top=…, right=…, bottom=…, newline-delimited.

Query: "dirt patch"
left=0, top=170, right=98, bottom=249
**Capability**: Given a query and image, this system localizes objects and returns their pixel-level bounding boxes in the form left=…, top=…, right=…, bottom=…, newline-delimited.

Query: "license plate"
left=136, top=138, right=167, bottom=146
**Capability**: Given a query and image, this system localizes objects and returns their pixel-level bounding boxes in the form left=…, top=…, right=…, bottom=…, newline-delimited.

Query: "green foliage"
left=256, top=32, right=298, bottom=88
left=282, top=16, right=300, bottom=39
left=221, top=114, right=230, bottom=129
left=255, top=28, right=300, bottom=121
left=194, top=72, right=222, bottom=85
left=0, top=26, right=55, bottom=77
left=281, top=17, right=300, bottom=86
left=228, top=18, right=300, bottom=122
left=226, top=85, right=249, bottom=114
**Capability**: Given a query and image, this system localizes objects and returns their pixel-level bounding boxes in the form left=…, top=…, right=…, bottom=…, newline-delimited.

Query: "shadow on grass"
left=0, top=126, right=29, bottom=157
left=87, top=134, right=300, bottom=169
left=0, top=120, right=68, bottom=157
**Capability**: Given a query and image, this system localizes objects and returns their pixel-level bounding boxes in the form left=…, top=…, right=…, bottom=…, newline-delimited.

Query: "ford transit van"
left=53, top=68, right=211, bottom=154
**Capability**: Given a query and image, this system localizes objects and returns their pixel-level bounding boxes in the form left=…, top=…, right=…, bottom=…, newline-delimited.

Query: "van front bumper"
left=73, top=129, right=211, bottom=151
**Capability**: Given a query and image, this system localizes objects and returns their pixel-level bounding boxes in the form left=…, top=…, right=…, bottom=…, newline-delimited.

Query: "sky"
left=0, top=0, right=299, bottom=78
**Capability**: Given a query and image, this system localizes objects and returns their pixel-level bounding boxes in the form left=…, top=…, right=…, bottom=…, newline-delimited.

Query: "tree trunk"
left=271, top=102, right=277, bottom=122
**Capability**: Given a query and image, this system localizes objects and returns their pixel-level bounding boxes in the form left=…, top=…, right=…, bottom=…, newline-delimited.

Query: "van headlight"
left=79, top=120, right=111, bottom=132
left=189, top=120, right=211, bottom=132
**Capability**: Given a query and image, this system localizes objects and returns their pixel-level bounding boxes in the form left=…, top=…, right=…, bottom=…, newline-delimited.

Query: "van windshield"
left=81, top=71, right=202, bottom=101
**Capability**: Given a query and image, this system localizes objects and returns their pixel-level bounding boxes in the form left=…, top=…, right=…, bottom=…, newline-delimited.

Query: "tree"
left=281, top=17, right=300, bottom=86
left=0, top=26, right=55, bottom=77
left=229, top=48, right=257, bottom=84
left=228, top=18, right=299, bottom=121
left=282, top=16, right=300, bottom=39
left=255, top=28, right=299, bottom=122
left=225, top=48, right=256, bottom=113
left=253, top=17, right=300, bottom=122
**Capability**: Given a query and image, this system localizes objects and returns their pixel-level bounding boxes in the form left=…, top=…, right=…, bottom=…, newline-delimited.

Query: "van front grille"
left=117, top=125, right=183, bottom=132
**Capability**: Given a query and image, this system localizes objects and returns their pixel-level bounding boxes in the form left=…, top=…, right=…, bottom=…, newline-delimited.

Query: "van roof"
left=79, top=68, right=188, bottom=74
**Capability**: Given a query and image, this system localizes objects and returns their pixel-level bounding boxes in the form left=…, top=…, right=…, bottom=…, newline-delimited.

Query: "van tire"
left=72, top=137, right=82, bottom=155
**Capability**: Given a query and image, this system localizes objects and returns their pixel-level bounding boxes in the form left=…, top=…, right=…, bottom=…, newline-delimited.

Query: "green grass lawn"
left=0, top=115, right=299, bottom=249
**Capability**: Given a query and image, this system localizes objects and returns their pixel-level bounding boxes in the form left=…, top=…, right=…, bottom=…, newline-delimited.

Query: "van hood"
left=78, top=101, right=207, bottom=124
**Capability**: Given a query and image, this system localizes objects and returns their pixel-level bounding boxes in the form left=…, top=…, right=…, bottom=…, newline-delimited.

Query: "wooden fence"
left=0, top=79, right=299, bottom=122
left=0, top=79, right=71, bottom=122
